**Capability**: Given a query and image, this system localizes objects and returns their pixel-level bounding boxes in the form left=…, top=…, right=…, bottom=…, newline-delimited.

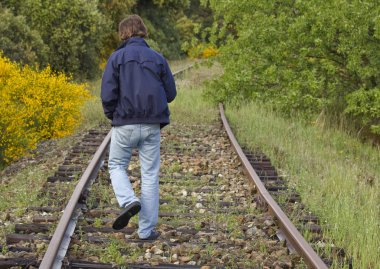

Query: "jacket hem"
left=111, top=118, right=169, bottom=127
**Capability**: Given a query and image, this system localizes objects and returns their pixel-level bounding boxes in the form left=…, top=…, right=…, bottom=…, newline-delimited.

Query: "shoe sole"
left=112, top=201, right=141, bottom=230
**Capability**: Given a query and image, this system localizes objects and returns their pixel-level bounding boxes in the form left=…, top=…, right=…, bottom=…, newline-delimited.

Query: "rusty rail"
left=39, top=131, right=111, bottom=269
left=219, top=103, right=328, bottom=269
left=39, top=66, right=192, bottom=269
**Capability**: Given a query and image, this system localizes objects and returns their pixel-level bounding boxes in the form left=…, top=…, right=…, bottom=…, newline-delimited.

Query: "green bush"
left=345, top=88, right=380, bottom=135
left=205, top=0, right=380, bottom=137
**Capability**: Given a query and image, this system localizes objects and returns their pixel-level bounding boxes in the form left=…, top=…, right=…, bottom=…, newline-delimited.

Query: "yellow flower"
left=0, top=54, right=91, bottom=163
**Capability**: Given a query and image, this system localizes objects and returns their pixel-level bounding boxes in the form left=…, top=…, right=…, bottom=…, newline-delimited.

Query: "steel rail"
left=173, top=65, right=193, bottom=76
left=39, top=67, right=191, bottom=269
left=39, top=130, right=111, bottom=269
left=219, top=103, right=328, bottom=269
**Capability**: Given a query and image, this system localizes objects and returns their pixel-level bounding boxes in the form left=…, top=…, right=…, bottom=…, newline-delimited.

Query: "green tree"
left=205, top=0, right=380, bottom=137
left=98, top=0, right=136, bottom=59
left=2, top=0, right=213, bottom=75
left=181, top=0, right=214, bottom=53
left=7, top=0, right=108, bottom=79
left=0, top=7, right=48, bottom=66
left=134, top=0, right=191, bottom=58
left=99, top=0, right=203, bottom=59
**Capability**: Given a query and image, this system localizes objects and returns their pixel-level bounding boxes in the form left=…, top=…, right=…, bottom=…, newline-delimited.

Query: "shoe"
left=141, top=230, right=160, bottom=240
left=112, top=201, right=141, bottom=230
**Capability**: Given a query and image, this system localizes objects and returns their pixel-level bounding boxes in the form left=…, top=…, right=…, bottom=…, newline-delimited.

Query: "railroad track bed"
left=0, top=63, right=346, bottom=268
left=240, top=148, right=350, bottom=268
left=0, top=128, right=110, bottom=268
left=65, top=123, right=306, bottom=268
left=0, top=122, right=307, bottom=268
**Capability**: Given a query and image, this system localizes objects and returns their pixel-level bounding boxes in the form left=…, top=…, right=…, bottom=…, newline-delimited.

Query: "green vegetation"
left=1, top=0, right=107, bottom=79
left=102, top=240, right=125, bottom=265
left=80, top=79, right=109, bottom=131
left=169, top=62, right=220, bottom=125
left=0, top=166, right=49, bottom=212
left=204, top=0, right=380, bottom=139
left=0, top=0, right=213, bottom=80
left=225, top=102, right=379, bottom=268
left=97, top=0, right=213, bottom=60
left=0, top=130, right=87, bottom=250
left=0, top=7, right=48, bottom=66
left=0, top=153, right=62, bottom=246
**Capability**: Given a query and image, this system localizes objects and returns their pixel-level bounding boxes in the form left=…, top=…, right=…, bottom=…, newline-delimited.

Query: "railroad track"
left=0, top=67, right=347, bottom=269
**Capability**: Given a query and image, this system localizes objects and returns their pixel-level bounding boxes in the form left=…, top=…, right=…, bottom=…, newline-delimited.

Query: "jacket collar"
left=116, top=37, right=150, bottom=51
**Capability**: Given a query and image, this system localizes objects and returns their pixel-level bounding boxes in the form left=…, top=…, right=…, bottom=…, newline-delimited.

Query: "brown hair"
left=118, top=14, right=148, bottom=41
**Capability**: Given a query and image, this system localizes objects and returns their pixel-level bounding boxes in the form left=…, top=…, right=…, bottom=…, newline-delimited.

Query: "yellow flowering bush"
left=202, top=46, right=219, bottom=58
left=187, top=43, right=219, bottom=59
left=0, top=54, right=91, bottom=163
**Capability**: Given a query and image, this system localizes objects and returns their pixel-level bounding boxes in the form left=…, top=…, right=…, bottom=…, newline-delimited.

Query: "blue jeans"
left=108, top=124, right=160, bottom=239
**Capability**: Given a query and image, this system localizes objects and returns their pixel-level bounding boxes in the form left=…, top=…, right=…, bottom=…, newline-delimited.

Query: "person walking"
left=101, top=14, right=176, bottom=240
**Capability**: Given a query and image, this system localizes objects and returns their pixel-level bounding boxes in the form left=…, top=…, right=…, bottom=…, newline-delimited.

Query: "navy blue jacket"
left=101, top=37, right=176, bottom=128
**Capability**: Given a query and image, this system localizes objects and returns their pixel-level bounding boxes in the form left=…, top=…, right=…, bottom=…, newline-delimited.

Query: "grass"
left=225, top=102, right=380, bottom=268
left=0, top=130, right=84, bottom=209
left=169, top=61, right=221, bottom=125
left=168, top=59, right=195, bottom=72
left=79, top=78, right=108, bottom=131
left=0, top=148, right=66, bottom=245
left=0, top=167, right=48, bottom=212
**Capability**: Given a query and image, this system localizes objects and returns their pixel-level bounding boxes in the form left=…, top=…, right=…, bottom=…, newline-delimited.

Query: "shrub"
left=188, top=43, right=218, bottom=59
left=0, top=54, right=91, bottom=163
left=345, top=88, right=380, bottom=135
left=205, top=0, right=380, bottom=138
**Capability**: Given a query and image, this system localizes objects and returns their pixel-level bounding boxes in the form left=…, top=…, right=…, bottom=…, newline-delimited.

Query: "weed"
left=93, top=218, right=103, bottom=228
left=103, top=240, right=124, bottom=265
left=166, top=161, right=182, bottom=174
left=258, top=240, right=267, bottom=253
left=194, top=221, right=202, bottom=231
left=204, top=243, right=216, bottom=257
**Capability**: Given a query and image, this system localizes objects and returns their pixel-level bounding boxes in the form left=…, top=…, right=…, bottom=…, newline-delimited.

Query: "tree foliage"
left=205, top=0, right=380, bottom=137
left=98, top=0, right=136, bottom=59
left=98, top=0, right=212, bottom=59
left=20, top=0, right=108, bottom=79
left=0, top=0, right=213, bottom=77
left=0, top=7, right=48, bottom=66
left=1, top=0, right=108, bottom=79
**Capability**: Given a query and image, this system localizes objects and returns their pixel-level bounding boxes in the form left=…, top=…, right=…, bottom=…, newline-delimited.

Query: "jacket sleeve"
left=101, top=55, right=119, bottom=120
left=161, top=59, right=177, bottom=103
